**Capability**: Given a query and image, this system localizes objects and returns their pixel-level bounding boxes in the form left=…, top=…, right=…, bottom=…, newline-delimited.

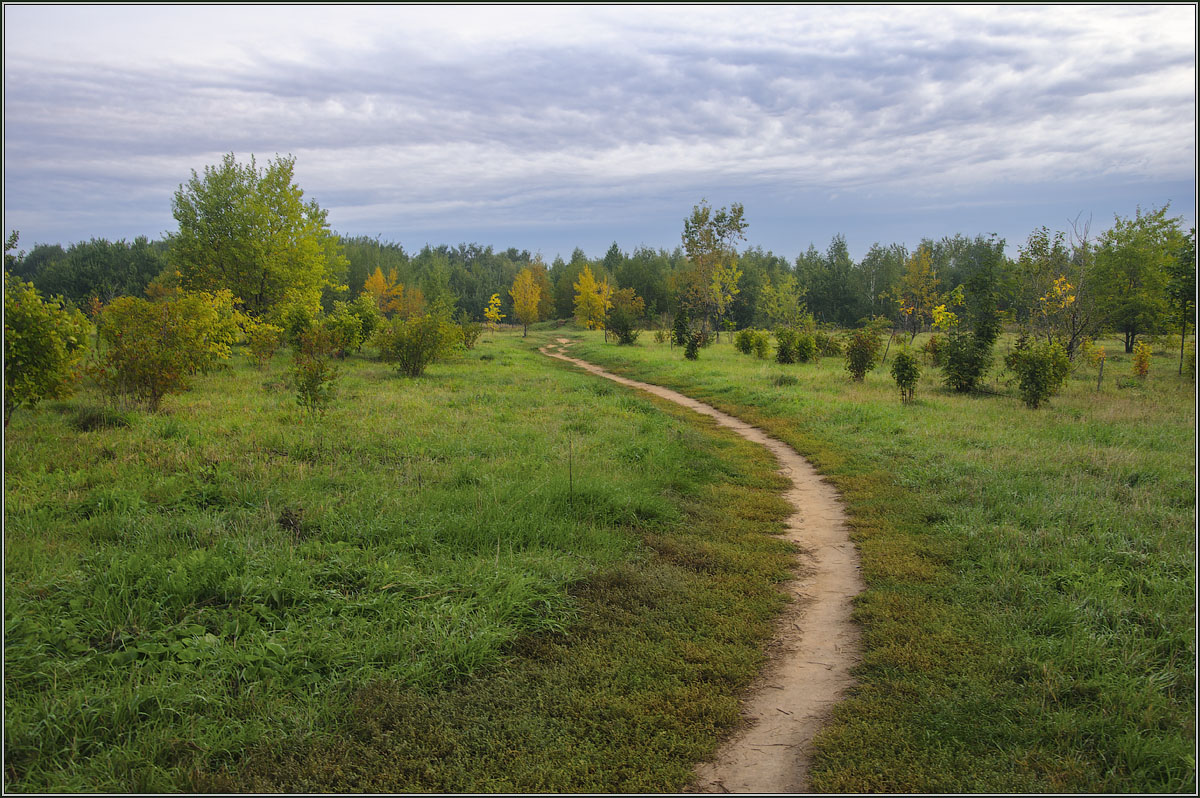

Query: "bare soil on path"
left=540, top=339, right=864, bottom=794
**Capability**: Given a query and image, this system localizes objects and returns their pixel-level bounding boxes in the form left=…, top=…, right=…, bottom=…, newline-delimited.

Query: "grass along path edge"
left=539, top=338, right=864, bottom=792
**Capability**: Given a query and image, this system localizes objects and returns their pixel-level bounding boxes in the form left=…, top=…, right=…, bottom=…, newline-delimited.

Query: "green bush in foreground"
left=3, top=270, right=90, bottom=426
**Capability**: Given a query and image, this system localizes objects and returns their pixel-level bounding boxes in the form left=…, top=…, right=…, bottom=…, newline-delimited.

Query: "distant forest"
left=5, top=213, right=1193, bottom=349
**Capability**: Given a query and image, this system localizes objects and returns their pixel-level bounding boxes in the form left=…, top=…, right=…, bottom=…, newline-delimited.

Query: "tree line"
left=4, top=152, right=1195, bottom=423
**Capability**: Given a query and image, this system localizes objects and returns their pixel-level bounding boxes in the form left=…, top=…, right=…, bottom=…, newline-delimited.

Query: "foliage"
left=607, top=288, right=645, bottom=345
left=93, top=292, right=239, bottom=411
left=751, top=330, right=770, bottom=359
left=894, top=245, right=940, bottom=341
left=814, top=330, right=841, bottom=357
left=734, top=328, right=756, bottom=355
left=672, top=307, right=691, bottom=347
left=1164, top=228, right=1196, bottom=374
left=942, top=330, right=994, bottom=393
left=1093, top=204, right=1185, bottom=353
left=1184, top=341, right=1195, bottom=380
left=1006, top=338, right=1070, bottom=408
left=483, top=293, right=505, bottom=331
left=3, top=269, right=91, bottom=425
left=795, top=332, right=817, bottom=363
left=456, top=310, right=483, bottom=350
left=756, top=273, right=808, bottom=328
left=363, top=267, right=404, bottom=316
left=843, top=329, right=882, bottom=382
left=923, top=334, right=946, bottom=366
left=342, top=293, right=383, bottom=343
left=774, top=327, right=798, bottom=364
left=684, top=331, right=702, bottom=360
left=890, top=348, right=921, bottom=403
left=375, top=313, right=463, bottom=377
left=289, top=326, right=340, bottom=415
left=321, top=303, right=366, bottom=358
left=510, top=268, right=542, bottom=336
left=680, top=199, right=747, bottom=328
left=572, top=266, right=612, bottom=331
left=245, top=321, right=284, bottom=368
left=1131, top=341, right=1152, bottom=378
left=277, top=300, right=318, bottom=350
left=170, top=153, right=347, bottom=317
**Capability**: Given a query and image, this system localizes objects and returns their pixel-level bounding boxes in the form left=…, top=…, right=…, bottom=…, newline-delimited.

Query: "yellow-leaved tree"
left=510, top=268, right=542, bottom=337
left=573, top=265, right=612, bottom=332
left=483, top=293, right=505, bottom=331
left=362, top=267, right=403, bottom=316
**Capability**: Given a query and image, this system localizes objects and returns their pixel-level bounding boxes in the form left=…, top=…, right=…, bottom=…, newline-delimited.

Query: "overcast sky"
left=3, top=3, right=1196, bottom=262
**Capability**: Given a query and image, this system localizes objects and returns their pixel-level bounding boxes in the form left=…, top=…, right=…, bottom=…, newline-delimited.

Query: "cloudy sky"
left=3, top=4, right=1196, bottom=261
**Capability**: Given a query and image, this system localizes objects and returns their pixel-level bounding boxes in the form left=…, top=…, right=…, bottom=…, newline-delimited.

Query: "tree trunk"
left=1125, top=331, right=1135, bottom=354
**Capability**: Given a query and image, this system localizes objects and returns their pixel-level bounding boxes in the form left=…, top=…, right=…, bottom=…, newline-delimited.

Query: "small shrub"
left=278, top=301, right=318, bottom=350
left=795, top=333, right=816, bottom=363
left=672, top=308, right=690, bottom=347
left=245, top=321, right=283, bottom=368
left=653, top=329, right=668, bottom=345
left=1132, top=341, right=1151, bottom=378
left=684, top=331, right=701, bottom=360
left=942, top=330, right=993, bottom=393
left=290, top=326, right=339, bottom=416
left=843, top=329, right=882, bottom=382
left=321, top=307, right=365, bottom=358
left=890, top=349, right=920, bottom=403
left=375, top=313, right=463, bottom=377
left=1008, top=340, right=1070, bottom=409
left=814, top=330, right=841, bottom=357
left=93, top=292, right=237, bottom=412
left=922, top=334, right=946, bottom=367
left=772, top=373, right=799, bottom=387
left=4, top=270, right=90, bottom=426
left=774, top=328, right=798, bottom=364
left=751, top=331, right=770, bottom=359
left=729, top=328, right=748, bottom=355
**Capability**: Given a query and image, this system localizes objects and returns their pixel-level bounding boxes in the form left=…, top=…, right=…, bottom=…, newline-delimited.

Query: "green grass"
left=565, top=328, right=1196, bottom=794
left=4, top=334, right=795, bottom=792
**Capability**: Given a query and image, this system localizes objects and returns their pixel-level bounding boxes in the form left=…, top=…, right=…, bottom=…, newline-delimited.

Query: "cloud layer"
left=4, top=5, right=1195, bottom=257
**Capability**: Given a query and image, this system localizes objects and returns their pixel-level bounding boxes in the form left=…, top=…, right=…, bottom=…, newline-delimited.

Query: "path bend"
left=539, top=339, right=864, bottom=794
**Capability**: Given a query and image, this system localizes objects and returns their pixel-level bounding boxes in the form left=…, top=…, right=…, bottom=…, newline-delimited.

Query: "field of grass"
left=3, top=332, right=798, bottom=792
left=567, top=328, right=1196, bottom=794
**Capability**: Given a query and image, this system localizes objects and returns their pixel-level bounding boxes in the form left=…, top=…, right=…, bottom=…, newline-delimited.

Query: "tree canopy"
left=169, top=153, right=347, bottom=318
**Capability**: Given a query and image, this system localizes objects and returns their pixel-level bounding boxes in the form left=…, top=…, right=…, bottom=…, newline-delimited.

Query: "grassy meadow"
left=567, top=327, right=1196, bottom=794
left=3, top=331, right=798, bottom=792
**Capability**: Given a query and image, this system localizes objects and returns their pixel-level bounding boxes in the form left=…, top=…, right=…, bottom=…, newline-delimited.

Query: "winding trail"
left=539, top=339, right=864, bottom=794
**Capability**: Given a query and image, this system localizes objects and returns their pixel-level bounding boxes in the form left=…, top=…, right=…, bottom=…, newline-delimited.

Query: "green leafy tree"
left=606, top=288, right=645, bottom=345
left=169, top=153, right=348, bottom=318
left=680, top=199, right=748, bottom=331
left=4, top=267, right=91, bottom=426
left=1093, top=204, right=1184, bottom=353
left=1165, top=228, right=1196, bottom=374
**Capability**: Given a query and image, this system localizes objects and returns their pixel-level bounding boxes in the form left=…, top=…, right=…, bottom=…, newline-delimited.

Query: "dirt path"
left=540, top=339, right=864, bottom=794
